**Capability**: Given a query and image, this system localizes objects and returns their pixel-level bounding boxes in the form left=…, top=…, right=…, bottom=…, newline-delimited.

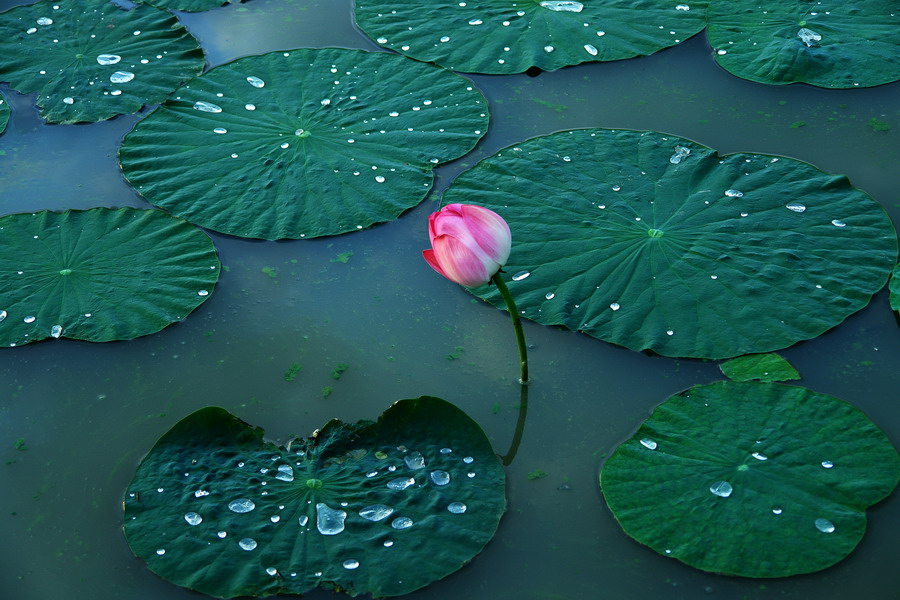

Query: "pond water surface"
left=1, top=1, right=898, bottom=599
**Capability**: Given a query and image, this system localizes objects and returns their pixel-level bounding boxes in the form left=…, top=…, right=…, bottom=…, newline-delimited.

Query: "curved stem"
left=491, top=273, right=529, bottom=385
left=501, top=382, right=529, bottom=466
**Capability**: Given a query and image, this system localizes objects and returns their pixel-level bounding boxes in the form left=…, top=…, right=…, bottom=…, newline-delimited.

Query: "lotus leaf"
left=0, top=208, right=219, bottom=347
left=355, top=0, right=707, bottom=75
left=443, top=128, right=898, bottom=359
left=134, top=0, right=229, bottom=12
left=123, top=397, right=505, bottom=598
left=600, top=381, right=900, bottom=576
left=0, top=0, right=205, bottom=124
left=720, top=353, right=801, bottom=382
left=119, top=47, right=488, bottom=239
left=706, top=0, right=900, bottom=88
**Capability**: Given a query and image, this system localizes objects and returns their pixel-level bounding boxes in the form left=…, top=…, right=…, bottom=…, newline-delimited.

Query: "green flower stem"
left=492, top=272, right=529, bottom=385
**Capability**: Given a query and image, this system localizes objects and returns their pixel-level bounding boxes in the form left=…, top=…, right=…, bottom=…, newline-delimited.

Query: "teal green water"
left=1, top=1, right=898, bottom=599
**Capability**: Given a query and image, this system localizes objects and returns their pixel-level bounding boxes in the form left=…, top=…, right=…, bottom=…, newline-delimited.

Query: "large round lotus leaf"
left=0, top=91, right=8, bottom=134
left=442, top=128, right=898, bottom=359
left=600, top=381, right=900, bottom=577
left=0, top=208, right=219, bottom=347
left=0, top=0, right=205, bottom=124
left=119, top=48, right=488, bottom=240
left=123, top=397, right=505, bottom=598
left=706, top=0, right=900, bottom=88
left=354, top=0, right=707, bottom=75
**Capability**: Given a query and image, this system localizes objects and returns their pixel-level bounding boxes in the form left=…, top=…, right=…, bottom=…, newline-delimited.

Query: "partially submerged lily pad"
left=600, top=381, right=900, bottom=577
left=119, top=48, right=488, bottom=239
left=0, top=91, right=8, bottom=134
left=890, top=264, right=900, bottom=314
left=443, top=128, right=898, bottom=359
left=0, top=208, right=219, bottom=347
left=123, top=397, right=505, bottom=598
left=355, top=0, right=707, bottom=74
left=707, top=0, right=900, bottom=88
left=134, top=0, right=230, bottom=12
left=720, top=353, right=801, bottom=383
left=0, top=0, right=205, bottom=123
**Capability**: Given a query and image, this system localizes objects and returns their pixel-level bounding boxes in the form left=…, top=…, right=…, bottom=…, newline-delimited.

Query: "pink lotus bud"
left=423, top=204, right=512, bottom=287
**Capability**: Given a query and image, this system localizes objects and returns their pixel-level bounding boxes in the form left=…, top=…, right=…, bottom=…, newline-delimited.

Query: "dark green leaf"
left=119, top=47, right=488, bottom=240
left=719, top=353, right=801, bottom=382
left=600, top=381, right=900, bottom=577
left=443, top=128, right=898, bottom=359
left=0, top=208, right=219, bottom=347
left=707, top=0, right=900, bottom=88
left=123, top=397, right=505, bottom=598
left=355, top=0, right=707, bottom=74
left=0, top=0, right=205, bottom=123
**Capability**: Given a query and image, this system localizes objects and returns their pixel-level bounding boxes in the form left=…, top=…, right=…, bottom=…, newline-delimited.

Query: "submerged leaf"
left=720, top=353, right=801, bottom=382
left=0, top=208, right=219, bottom=347
left=891, top=264, right=900, bottom=314
left=355, top=0, right=707, bottom=74
left=0, top=91, right=8, bottom=135
left=119, top=47, right=488, bottom=239
left=0, top=0, right=205, bottom=123
left=601, top=381, right=900, bottom=577
left=444, top=128, right=898, bottom=359
left=707, top=0, right=900, bottom=88
left=123, top=397, right=505, bottom=598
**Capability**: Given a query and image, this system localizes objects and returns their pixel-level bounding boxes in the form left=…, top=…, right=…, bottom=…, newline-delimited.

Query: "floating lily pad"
left=442, top=128, right=898, bottom=359
left=119, top=47, right=488, bottom=239
left=123, top=397, right=505, bottom=598
left=707, top=0, right=900, bottom=88
left=720, top=353, right=801, bottom=383
left=134, top=0, right=229, bottom=13
left=0, top=91, right=8, bottom=134
left=891, top=264, right=900, bottom=314
left=355, top=0, right=707, bottom=74
left=0, top=208, right=219, bottom=347
left=0, top=0, right=205, bottom=123
left=600, top=381, right=900, bottom=577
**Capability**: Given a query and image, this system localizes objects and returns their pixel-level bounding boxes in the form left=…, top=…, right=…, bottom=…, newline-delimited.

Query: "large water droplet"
left=96, top=54, right=121, bottom=65
left=786, top=203, right=806, bottom=213
left=343, top=559, right=360, bottom=569
left=831, top=219, right=846, bottom=227
left=821, top=460, right=834, bottom=468
left=316, top=503, right=347, bottom=535
left=511, top=271, right=530, bottom=281
left=213, top=127, right=227, bottom=134
left=815, top=518, right=835, bottom=533
left=246, top=76, right=265, bottom=88
left=238, top=538, right=257, bottom=551
left=23, top=316, right=36, bottom=324
left=539, top=0, right=584, bottom=12
left=430, top=470, right=451, bottom=486
left=391, top=516, right=414, bottom=530
left=709, top=481, right=733, bottom=498
left=724, top=189, right=744, bottom=198
left=669, top=145, right=691, bottom=164
left=583, top=44, right=598, bottom=56
left=447, top=502, right=467, bottom=514
left=798, top=27, right=822, bottom=47
left=266, top=567, right=277, bottom=576
left=184, top=512, right=203, bottom=526
left=228, top=498, right=256, bottom=513
left=110, top=71, right=135, bottom=84
left=36, top=16, right=53, bottom=25
left=752, top=452, right=768, bottom=461
left=0, top=311, right=6, bottom=322
left=610, top=302, right=620, bottom=311
left=404, top=451, right=425, bottom=470
left=50, top=325, right=62, bottom=338
left=359, top=504, right=394, bottom=521
left=772, top=507, right=783, bottom=515
left=639, top=438, right=657, bottom=450
left=275, top=464, right=294, bottom=481
left=386, top=477, right=416, bottom=490
left=193, top=101, right=223, bottom=113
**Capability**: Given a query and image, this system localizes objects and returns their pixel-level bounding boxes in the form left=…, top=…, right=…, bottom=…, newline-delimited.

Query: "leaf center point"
left=647, top=228, right=664, bottom=238
left=59, top=268, right=73, bottom=275
left=306, top=478, right=323, bottom=489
